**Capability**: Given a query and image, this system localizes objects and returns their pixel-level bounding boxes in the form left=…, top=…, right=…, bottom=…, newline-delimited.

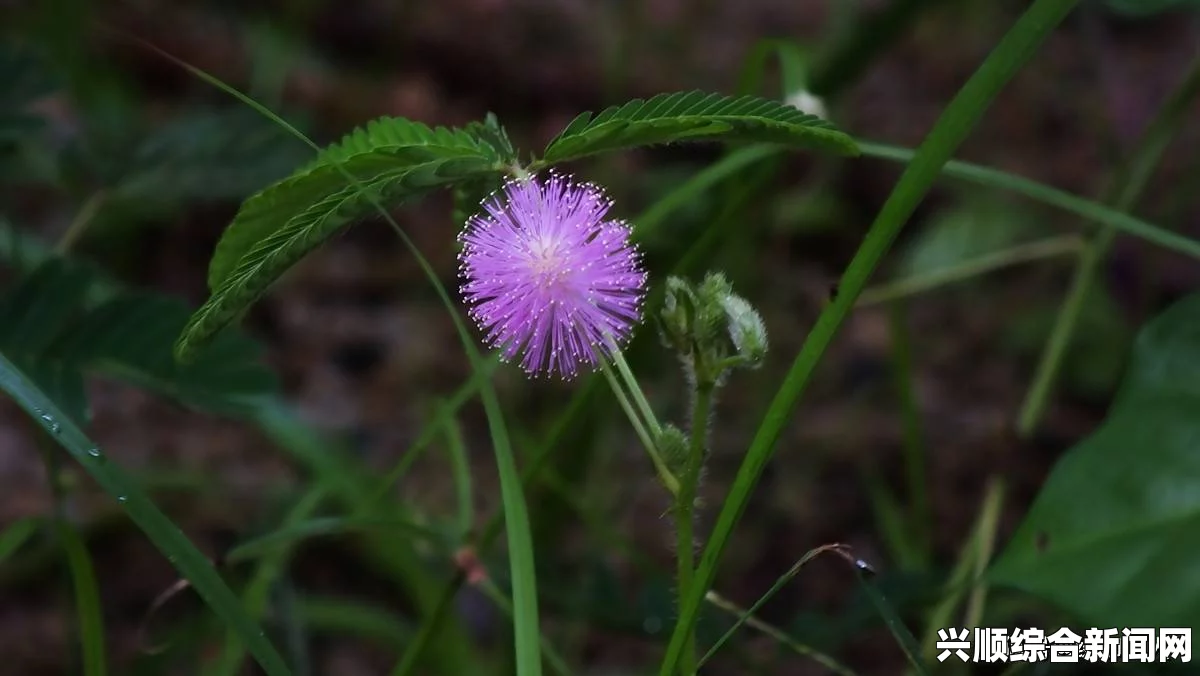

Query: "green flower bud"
left=721, top=294, right=768, bottom=367
left=655, top=423, right=690, bottom=478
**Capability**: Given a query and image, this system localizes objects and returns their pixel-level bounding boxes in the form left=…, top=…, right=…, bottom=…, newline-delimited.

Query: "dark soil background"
left=1, top=1, right=1199, bottom=674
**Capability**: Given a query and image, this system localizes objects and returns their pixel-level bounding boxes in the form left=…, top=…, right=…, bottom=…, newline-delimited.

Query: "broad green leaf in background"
left=0, top=257, right=276, bottom=424
left=991, top=292, right=1200, bottom=628
left=535, top=91, right=858, bottom=166
left=896, top=198, right=1043, bottom=278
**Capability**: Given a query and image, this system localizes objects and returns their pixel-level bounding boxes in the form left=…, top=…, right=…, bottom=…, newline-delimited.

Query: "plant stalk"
left=674, top=383, right=714, bottom=675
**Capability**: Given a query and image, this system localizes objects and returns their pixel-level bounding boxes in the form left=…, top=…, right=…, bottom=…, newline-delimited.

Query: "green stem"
left=886, top=301, right=930, bottom=567
left=857, top=234, right=1083, bottom=307
left=963, top=479, right=1004, bottom=630
left=610, top=345, right=662, bottom=438
left=1017, top=51, right=1200, bottom=435
left=675, top=383, right=714, bottom=676
left=657, top=1, right=1080, bottom=672
left=600, top=360, right=679, bottom=496
left=55, top=192, right=106, bottom=255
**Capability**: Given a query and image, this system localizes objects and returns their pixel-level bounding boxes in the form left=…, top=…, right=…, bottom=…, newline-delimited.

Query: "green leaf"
left=0, top=517, right=39, bottom=563
left=207, top=117, right=504, bottom=291
left=656, top=1, right=1080, bottom=673
left=897, top=199, right=1042, bottom=278
left=0, top=351, right=291, bottom=676
left=174, top=117, right=508, bottom=360
left=179, top=152, right=499, bottom=359
left=0, top=258, right=276, bottom=422
left=57, top=521, right=107, bottom=676
left=538, top=91, right=857, bottom=166
left=991, top=292, right=1200, bottom=628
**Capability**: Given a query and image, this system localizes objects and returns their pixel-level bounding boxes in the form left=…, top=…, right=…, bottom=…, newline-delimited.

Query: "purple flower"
left=458, top=173, right=647, bottom=379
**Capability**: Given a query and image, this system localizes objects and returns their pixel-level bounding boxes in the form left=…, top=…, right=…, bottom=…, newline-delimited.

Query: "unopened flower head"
left=458, top=173, right=647, bottom=379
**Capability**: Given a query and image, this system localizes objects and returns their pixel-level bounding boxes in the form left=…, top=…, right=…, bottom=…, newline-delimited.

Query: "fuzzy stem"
left=674, top=382, right=714, bottom=676
left=600, top=360, right=679, bottom=496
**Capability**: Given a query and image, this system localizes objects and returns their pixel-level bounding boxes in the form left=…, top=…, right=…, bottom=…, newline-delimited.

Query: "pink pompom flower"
left=457, top=173, right=647, bottom=379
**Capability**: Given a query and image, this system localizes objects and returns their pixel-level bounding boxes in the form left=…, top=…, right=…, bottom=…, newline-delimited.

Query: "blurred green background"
left=1, top=0, right=1199, bottom=674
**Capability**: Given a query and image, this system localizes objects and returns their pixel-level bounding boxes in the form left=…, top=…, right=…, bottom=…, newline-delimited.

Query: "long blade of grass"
left=0, top=351, right=291, bottom=676
left=854, top=568, right=930, bottom=675
left=298, top=596, right=415, bottom=646
left=697, top=544, right=857, bottom=673
left=208, top=488, right=327, bottom=676
left=226, top=516, right=450, bottom=563
left=441, top=408, right=476, bottom=540
left=371, top=359, right=499, bottom=504
left=919, top=478, right=1004, bottom=665
left=857, top=234, right=1084, bottom=306
left=121, top=36, right=542, bottom=676
left=703, top=591, right=856, bottom=675
left=857, top=142, right=1200, bottom=261
left=657, top=2, right=1080, bottom=673
left=1017, top=50, right=1200, bottom=435
left=0, top=517, right=38, bottom=563
left=57, top=521, right=106, bottom=676
left=479, top=578, right=574, bottom=676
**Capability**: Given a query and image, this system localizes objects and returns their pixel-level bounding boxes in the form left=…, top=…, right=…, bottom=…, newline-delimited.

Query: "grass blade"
left=698, top=544, right=858, bottom=674
left=0, top=516, right=38, bottom=562
left=1016, top=51, right=1200, bottom=435
left=657, top=1, right=1080, bottom=673
left=225, top=517, right=450, bottom=563
left=0, top=351, right=291, bottom=676
left=853, top=569, right=930, bottom=675
left=857, top=142, right=1200, bottom=261
left=208, top=488, right=327, bottom=676
left=441, top=409, right=476, bottom=539
left=57, top=521, right=107, bottom=676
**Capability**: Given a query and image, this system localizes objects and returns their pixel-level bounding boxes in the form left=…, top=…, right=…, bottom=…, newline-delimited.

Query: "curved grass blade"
left=698, top=544, right=858, bottom=674
left=657, top=1, right=1080, bottom=674
left=634, top=144, right=780, bottom=237
left=858, top=141, right=1200, bottom=261
left=853, top=568, right=930, bottom=675
left=536, top=91, right=857, bottom=166
left=225, top=517, right=450, bottom=564
left=0, top=351, right=291, bottom=676
left=57, top=521, right=107, bottom=676
left=208, top=489, right=327, bottom=676
left=0, top=517, right=38, bottom=562
left=1017, top=51, right=1200, bottom=435
left=298, top=596, right=414, bottom=647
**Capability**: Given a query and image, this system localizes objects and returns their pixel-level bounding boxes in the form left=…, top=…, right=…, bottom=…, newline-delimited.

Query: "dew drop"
left=117, top=495, right=128, bottom=503
left=38, top=413, right=61, bottom=434
left=87, top=447, right=102, bottom=458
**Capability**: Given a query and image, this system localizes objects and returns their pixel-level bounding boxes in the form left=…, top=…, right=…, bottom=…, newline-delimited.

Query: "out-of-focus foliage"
left=0, top=252, right=277, bottom=424
left=993, top=291, right=1200, bottom=629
